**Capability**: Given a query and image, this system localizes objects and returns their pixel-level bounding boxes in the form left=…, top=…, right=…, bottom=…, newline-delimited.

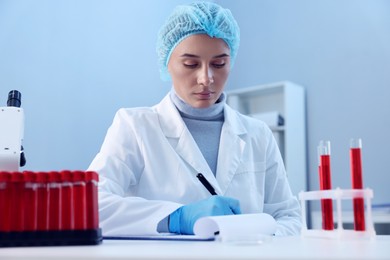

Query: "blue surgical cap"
left=156, top=1, right=240, bottom=81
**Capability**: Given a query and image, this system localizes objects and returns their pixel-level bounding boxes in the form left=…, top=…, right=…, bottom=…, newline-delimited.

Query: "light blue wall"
left=1, top=0, right=389, bottom=206
left=0, top=0, right=192, bottom=170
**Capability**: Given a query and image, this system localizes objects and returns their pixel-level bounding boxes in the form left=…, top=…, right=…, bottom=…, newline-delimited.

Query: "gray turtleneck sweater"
left=170, top=89, right=225, bottom=176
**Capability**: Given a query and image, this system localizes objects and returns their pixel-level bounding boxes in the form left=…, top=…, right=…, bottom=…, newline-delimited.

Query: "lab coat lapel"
left=216, top=105, right=247, bottom=194
left=155, top=94, right=221, bottom=193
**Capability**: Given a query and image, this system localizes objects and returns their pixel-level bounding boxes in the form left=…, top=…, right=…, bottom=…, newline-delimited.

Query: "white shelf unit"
left=226, top=81, right=307, bottom=196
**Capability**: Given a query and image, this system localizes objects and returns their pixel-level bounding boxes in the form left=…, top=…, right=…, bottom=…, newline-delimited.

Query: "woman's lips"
left=195, top=91, right=214, bottom=99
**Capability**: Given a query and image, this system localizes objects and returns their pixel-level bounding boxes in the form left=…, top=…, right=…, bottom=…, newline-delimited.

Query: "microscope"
left=0, top=90, right=26, bottom=171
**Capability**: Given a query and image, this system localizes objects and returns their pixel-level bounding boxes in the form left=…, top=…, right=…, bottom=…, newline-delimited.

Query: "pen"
left=196, top=173, right=217, bottom=195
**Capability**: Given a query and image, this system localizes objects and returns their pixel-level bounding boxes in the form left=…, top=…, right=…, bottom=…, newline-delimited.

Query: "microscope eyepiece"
left=7, top=90, right=22, bottom=108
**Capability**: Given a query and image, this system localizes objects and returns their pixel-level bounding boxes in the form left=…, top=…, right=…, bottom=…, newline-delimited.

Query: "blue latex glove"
left=169, top=196, right=241, bottom=235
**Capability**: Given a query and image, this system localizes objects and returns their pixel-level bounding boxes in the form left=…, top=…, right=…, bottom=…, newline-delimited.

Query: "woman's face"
left=167, top=34, right=231, bottom=108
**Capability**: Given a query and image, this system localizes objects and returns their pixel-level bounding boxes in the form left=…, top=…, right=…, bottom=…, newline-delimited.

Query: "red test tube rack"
left=0, top=170, right=102, bottom=247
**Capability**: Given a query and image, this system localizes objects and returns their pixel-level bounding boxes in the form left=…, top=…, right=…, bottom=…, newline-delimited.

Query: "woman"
left=88, top=1, right=301, bottom=236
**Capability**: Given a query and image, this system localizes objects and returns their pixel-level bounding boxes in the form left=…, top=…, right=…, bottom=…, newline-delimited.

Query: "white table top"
left=0, top=235, right=389, bottom=260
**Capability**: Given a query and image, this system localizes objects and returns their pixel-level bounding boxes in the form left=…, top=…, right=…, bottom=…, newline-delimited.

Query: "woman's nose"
left=197, top=66, right=214, bottom=86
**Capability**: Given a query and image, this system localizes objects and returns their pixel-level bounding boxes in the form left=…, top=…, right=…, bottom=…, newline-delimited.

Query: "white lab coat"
left=88, top=93, right=301, bottom=236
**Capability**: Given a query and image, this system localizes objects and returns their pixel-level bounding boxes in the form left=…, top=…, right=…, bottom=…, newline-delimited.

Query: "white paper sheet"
left=193, top=213, right=277, bottom=238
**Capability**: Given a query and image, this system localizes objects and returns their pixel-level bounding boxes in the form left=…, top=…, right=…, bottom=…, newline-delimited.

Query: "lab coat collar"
left=155, top=94, right=213, bottom=184
left=215, top=104, right=247, bottom=193
left=154, top=93, right=247, bottom=195
left=155, top=93, right=246, bottom=138
left=154, top=93, right=185, bottom=139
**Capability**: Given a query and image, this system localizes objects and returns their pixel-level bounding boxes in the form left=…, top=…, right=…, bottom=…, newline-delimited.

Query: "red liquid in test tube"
left=318, top=141, right=334, bottom=230
left=85, top=171, right=99, bottom=230
left=10, top=172, right=25, bottom=231
left=48, top=171, right=62, bottom=230
left=37, top=172, right=49, bottom=231
left=350, top=138, right=365, bottom=231
left=0, top=172, right=11, bottom=232
left=23, top=171, right=38, bottom=231
left=72, top=171, right=87, bottom=230
left=61, top=170, right=74, bottom=230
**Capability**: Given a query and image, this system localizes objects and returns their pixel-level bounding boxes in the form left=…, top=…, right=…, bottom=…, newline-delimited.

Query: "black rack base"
left=0, top=228, right=102, bottom=247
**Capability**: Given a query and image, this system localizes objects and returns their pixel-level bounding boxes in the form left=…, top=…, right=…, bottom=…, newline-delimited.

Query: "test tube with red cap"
left=61, top=170, right=74, bottom=230
left=36, top=171, right=49, bottom=231
left=318, top=140, right=334, bottom=230
left=72, top=171, right=87, bottom=230
left=9, top=172, right=25, bottom=231
left=0, top=172, right=11, bottom=232
left=23, top=171, right=38, bottom=231
left=350, top=138, right=366, bottom=231
left=85, top=171, right=99, bottom=230
left=48, top=171, right=62, bottom=230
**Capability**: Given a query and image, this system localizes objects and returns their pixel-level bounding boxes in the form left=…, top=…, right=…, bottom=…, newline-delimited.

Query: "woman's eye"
left=182, top=61, right=226, bottom=69
left=213, top=62, right=226, bottom=68
left=183, top=63, right=198, bottom=68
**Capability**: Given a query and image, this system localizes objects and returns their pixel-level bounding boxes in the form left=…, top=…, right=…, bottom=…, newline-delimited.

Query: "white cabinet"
left=226, top=81, right=307, bottom=196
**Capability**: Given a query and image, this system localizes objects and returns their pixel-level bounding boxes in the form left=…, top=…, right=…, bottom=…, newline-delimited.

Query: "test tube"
left=0, top=172, right=11, bottom=232
left=85, top=171, right=99, bottom=230
left=318, top=140, right=334, bottom=230
left=10, top=172, right=25, bottom=231
left=72, top=171, right=87, bottom=230
left=350, top=138, right=365, bottom=231
left=36, top=172, right=49, bottom=231
left=61, top=170, right=74, bottom=230
left=48, top=171, right=62, bottom=230
left=23, top=171, right=38, bottom=231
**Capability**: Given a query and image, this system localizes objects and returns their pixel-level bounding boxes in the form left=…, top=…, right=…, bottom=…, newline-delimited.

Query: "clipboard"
left=103, top=234, right=215, bottom=241
left=103, top=213, right=276, bottom=242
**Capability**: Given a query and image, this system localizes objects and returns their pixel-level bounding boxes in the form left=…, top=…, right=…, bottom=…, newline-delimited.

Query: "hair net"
left=156, top=1, right=240, bottom=81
